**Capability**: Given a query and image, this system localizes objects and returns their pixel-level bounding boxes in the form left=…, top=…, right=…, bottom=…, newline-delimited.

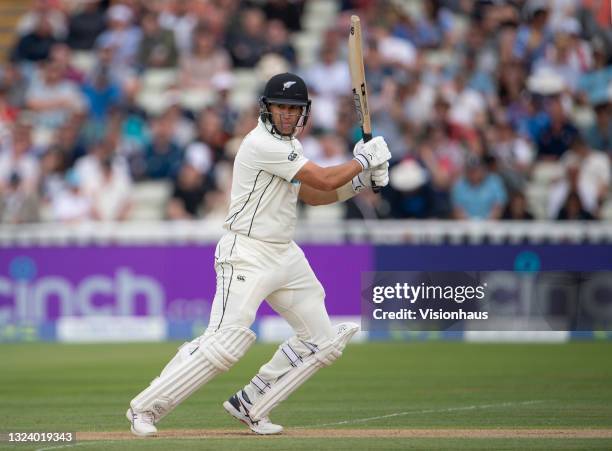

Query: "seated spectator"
left=51, top=169, right=92, bottom=223
left=262, top=0, right=302, bottom=32
left=166, top=162, right=216, bottom=220
left=0, top=122, right=40, bottom=194
left=179, top=25, right=232, bottom=89
left=584, top=101, right=611, bottom=153
left=513, top=4, right=552, bottom=67
left=158, top=0, right=199, bottom=55
left=16, top=0, right=67, bottom=40
left=536, top=96, right=579, bottom=160
left=66, top=0, right=106, bottom=51
left=451, top=156, right=507, bottom=219
left=140, top=115, right=183, bottom=180
left=0, top=173, right=40, bottom=224
left=0, top=80, right=19, bottom=134
left=74, top=138, right=131, bottom=200
left=194, top=108, right=228, bottom=163
left=502, top=191, right=534, bottom=220
left=548, top=135, right=610, bottom=218
left=536, top=18, right=592, bottom=91
left=38, top=147, right=65, bottom=202
left=10, top=15, right=59, bottom=63
left=490, top=118, right=534, bottom=191
left=49, top=43, right=85, bottom=84
left=312, top=133, right=350, bottom=167
left=138, top=11, right=179, bottom=69
left=25, top=60, right=86, bottom=133
left=227, top=8, right=267, bottom=68
left=81, top=65, right=122, bottom=124
left=264, top=20, right=296, bottom=66
left=556, top=191, right=594, bottom=220
left=90, top=157, right=132, bottom=221
left=95, top=4, right=142, bottom=68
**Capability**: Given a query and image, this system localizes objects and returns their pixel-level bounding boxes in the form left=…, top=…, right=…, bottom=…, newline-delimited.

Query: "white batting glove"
left=352, top=136, right=392, bottom=171
left=371, top=161, right=389, bottom=188
left=351, top=169, right=371, bottom=193
left=350, top=162, right=389, bottom=192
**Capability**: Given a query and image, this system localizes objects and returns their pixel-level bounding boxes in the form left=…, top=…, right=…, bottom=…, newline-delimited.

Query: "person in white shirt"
left=126, top=73, right=391, bottom=436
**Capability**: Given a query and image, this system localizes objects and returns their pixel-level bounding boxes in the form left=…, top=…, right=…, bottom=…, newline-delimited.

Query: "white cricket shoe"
left=223, top=390, right=283, bottom=435
left=126, top=407, right=158, bottom=437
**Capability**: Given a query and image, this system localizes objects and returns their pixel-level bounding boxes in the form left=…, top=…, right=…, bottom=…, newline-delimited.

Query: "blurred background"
left=0, top=0, right=611, bottom=344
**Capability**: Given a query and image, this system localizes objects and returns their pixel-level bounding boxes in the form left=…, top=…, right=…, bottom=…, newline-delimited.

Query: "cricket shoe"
left=223, top=390, right=283, bottom=435
left=126, top=407, right=157, bottom=437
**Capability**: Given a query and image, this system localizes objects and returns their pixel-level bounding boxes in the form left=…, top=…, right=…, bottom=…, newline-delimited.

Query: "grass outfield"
left=0, top=342, right=611, bottom=450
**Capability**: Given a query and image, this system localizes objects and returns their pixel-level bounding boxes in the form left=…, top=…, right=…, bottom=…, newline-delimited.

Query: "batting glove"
left=352, top=136, right=392, bottom=171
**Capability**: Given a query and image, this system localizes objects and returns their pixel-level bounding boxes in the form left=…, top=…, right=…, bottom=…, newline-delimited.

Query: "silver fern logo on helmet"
left=283, top=81, right=297, bottom=90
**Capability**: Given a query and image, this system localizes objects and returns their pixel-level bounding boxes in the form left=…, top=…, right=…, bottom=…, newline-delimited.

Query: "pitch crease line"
left=298, top=400, right=547, bottom=428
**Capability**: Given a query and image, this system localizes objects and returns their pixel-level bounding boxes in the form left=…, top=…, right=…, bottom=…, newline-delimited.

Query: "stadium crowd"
left=0, top=0, right=611, bottom=224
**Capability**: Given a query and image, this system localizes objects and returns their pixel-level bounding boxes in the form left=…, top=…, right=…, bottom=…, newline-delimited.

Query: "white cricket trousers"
left=205, top=232, right=335, bottom=383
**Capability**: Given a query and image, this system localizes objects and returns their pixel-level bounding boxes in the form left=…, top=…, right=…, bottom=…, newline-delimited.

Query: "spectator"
left=0, top=122, right=40, bottom=194
left=10, top=16, right=59, bottom=63
left=490, top=118, right=534, bottom=191
left=140, top=115, right=183, bottom=180
left=25, top=60, right=86, bottom=133
left=502, top=191, right=534, bottom=220
left=38, top=147, right=65, bottom=202
left=513, top=3, right=552, bottom=67
left=195, top=108, right=228, bottom=163
left=264, top=20, right=296, bottom=66
left=179, top=25, right=232, bottom=89
left=227, top=8, right=267, bottom=68
left=138, top=11, right=179, bottom=69
left=262, top=0, right=302, bottom=32
left=312, top=133, right=350, bottom=167
left=536, top=96, right=579, bottom=160
left=166, top=162, right=216, bottom=220
left=556, top=191, right=595, bottom=220
left=74, top=138, right=131, bottom=200
left=16, top=0, right=67, bottom=40
left=158, top=0, right=199, bottom=56
left=66, top=0, right=106, bottom=51
left=49, top=43, right=85, bottom=84
left=305, top=41, right=351, bottom=130
left=451, top=156, right=507, bottom=219
left=81, top=64, right=122, bottom=125
left=95, top=4, right=142, bottom=68
left=584, top=101, right=612, bottom=153
left=90, top=157, right=133, bottom=221
left=0, top=173, right=40, bottom=224
left=51, top=169, right=92, bottom=223
left=549, top=135, right=610, bottom=218
left=49, top=113, right=88, bottom=167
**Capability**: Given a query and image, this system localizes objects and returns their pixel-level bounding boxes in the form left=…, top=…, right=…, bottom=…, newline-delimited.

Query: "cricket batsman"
left=126, top=73, right=391, bottom=436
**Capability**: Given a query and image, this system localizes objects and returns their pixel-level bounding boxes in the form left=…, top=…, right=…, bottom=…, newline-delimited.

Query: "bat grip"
left=362, top=131, right=381, bottom=193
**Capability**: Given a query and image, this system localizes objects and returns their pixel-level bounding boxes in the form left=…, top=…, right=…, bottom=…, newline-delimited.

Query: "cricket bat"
left=348, top=14, right=380, bottom=192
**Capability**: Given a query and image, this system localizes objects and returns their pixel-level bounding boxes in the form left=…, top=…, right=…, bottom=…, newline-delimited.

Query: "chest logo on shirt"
left=288, top=150, right=298, bottom=161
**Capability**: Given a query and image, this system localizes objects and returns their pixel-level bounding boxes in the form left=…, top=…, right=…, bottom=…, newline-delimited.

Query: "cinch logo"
left=0, top=256, right=165, bottom=324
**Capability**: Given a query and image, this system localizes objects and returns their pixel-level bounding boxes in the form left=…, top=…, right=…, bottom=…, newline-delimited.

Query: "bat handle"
left=362, top=131, right=382, bottom=193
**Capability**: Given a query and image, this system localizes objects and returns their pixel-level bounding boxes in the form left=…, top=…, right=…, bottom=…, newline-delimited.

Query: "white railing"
left=1, top=220, right=612, bottom=245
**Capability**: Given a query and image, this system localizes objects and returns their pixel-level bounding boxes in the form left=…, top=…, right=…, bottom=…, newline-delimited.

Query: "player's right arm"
left=294, top=160, right=362, bottom=192
left=295, top=136, right=392, bottom=192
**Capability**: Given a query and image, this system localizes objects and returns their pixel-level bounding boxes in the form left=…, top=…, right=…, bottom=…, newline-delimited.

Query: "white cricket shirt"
left=223, top=119, right=309, bottom=243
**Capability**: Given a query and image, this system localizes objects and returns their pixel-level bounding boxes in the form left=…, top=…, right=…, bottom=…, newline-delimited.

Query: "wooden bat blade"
left=348, top=14, right=372, bottom=139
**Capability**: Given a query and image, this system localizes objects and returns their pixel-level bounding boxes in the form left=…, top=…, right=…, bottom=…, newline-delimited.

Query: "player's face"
left=269, top=103, right=302, bottom=135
